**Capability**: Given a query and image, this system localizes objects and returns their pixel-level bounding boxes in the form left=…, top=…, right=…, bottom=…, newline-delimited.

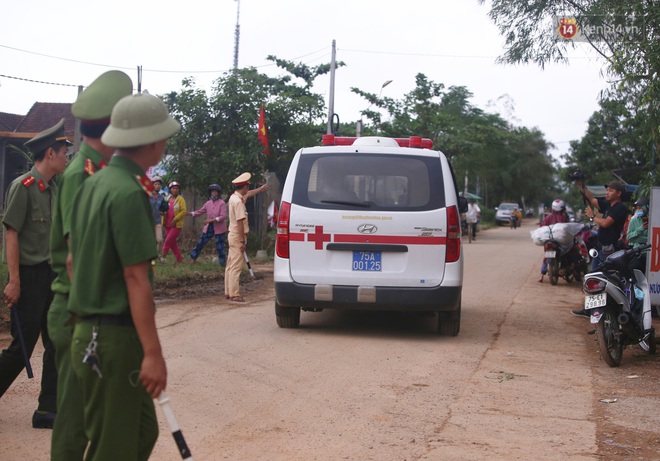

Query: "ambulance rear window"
left=292, top=154, right=446, bottom=211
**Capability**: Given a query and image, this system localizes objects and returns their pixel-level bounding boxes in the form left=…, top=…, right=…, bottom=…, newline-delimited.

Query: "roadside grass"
left=153, top=255, right=223, bottom=279
left=0, top=245, right=272, bottom=289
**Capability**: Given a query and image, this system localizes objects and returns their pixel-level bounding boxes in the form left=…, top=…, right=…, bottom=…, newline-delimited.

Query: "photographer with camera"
left=571, top=171, right=629, bottom=317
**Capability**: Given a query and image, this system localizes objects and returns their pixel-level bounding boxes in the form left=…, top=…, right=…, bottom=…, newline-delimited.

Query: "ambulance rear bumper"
left=275, top=281, right=461, bottom=312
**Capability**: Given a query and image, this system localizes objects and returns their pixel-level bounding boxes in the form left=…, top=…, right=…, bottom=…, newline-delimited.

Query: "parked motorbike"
left=543, top=226, right=590, bottom=285
left=582, top=243, right=655, bottom=367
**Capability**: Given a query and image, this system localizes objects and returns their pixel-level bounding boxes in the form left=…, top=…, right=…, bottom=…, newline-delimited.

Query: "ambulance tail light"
left=446, top=205, right=461, bottom=263
left=276, top=201, right=291, bottom=259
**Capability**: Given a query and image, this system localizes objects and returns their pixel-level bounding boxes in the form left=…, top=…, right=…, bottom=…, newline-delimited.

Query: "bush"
left=479, top=207, right=496, bottom=225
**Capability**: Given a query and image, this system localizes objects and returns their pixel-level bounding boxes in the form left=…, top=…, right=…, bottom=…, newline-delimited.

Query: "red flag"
left=258, top=105, right=270, bottom=155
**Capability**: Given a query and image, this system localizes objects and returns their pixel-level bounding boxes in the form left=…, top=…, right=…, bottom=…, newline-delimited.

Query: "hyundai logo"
left=357, top=224, right=378, bottom=234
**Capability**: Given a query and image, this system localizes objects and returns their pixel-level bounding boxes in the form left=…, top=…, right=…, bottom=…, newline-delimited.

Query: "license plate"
left=352, top=251, right=382, bottom=271
left=544, top=251, right=556, bottom=258
left=585, top=293, right=607, bottom=309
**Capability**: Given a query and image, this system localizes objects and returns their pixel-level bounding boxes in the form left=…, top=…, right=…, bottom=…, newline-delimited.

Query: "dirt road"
left=1, top=221, right=658, bottom=460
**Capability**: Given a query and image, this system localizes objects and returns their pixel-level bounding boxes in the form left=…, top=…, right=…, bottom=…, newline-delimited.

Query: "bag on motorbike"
left=530, top=223, right=584, bottom=247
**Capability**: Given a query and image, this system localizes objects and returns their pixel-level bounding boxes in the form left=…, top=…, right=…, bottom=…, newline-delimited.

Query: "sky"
left=1, top=0, right=610, bottom=162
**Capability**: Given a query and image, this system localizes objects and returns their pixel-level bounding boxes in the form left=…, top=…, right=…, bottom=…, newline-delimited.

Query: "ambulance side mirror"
left=457, top=197, right=468, bottom=214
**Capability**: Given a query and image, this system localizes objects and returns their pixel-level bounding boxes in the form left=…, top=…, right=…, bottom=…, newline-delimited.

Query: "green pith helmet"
left=72, top=70, right=133, bottom=121
left=101, top=93, right=181, bottom=148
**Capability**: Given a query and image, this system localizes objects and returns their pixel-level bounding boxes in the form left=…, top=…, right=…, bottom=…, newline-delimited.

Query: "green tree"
left=352, top=73, right=557, bottom=207
left=163, top=58, right=335, bottom=196
left=479, top=0, right=660, bottom=188
left=562, top=94, right=647, bottom=184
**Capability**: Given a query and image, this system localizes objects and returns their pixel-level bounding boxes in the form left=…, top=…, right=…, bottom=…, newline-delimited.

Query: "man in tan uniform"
left=224, top=172, right=267, bottom=302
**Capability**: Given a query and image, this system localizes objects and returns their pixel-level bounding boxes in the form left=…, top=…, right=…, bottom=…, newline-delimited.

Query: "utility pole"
left=233, top=0, right=241, bottom=70
left=326, top=40, right=336, bottom=135
left=137, top=65, right=142, bottom=93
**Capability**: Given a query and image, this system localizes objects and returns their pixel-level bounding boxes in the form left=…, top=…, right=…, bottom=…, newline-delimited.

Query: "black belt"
left=79, top=313, right=134, bottom=327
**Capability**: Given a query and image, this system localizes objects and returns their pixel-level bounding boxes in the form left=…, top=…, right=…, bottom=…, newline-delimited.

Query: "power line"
left=340, top=47, right=605, bottom=61
left=0, top=73, right=79, bottom=87
left=0, top=43, right=333, bottom=91
left=340, top=48, right=500, bottom=60
left=0, top=43, right=330, bottom=75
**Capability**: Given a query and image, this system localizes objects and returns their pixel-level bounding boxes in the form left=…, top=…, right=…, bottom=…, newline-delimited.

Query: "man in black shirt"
left=572, top=179, right=629, bottom=317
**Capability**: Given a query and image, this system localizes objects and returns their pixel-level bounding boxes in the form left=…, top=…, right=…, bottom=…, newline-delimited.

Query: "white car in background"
left=495, top=202, right=521, bottom=225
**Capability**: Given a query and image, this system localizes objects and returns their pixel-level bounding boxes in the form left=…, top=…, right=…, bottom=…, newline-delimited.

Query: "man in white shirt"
left=465, top=199, right=481, bottom=240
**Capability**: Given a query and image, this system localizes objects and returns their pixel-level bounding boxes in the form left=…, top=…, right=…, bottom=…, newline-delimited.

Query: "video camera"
left=568, top=169, right=586, bottom=181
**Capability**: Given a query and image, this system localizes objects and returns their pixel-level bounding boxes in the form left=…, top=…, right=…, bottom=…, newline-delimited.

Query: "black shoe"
left=571, top=309, right=590, bottom=319
left=32, top=410, right=56, bottom=429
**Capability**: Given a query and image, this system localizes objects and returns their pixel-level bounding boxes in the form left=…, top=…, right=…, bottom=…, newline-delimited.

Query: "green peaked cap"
left=72, top=70, right=133, bottom=121
left=24, top=118, right=72, bottom=153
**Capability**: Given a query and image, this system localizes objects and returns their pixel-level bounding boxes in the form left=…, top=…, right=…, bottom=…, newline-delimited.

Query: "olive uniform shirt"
left=50, top=143, right=106, bottom=294
left=2, top=166, right=55, bottom=265
left=68, top=156, right=157, bottom=317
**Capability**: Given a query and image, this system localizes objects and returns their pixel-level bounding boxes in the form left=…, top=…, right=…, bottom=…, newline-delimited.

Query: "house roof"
left=0, top=112, right=24, bottom=132
left=15, top=102, right=75, bottom=137
left=0, top=102, right=75, bottom=141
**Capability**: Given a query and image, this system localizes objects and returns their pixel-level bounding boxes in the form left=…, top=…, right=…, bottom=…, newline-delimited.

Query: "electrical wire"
left=0, top=42, right=602, bottom=92
left=0, top=73, right=79, bottom=87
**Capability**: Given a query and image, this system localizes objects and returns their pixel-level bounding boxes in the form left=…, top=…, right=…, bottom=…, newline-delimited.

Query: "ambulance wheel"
left=275, top=301, right=300, bottom=328
left=437, top=303, right=461, bottom=337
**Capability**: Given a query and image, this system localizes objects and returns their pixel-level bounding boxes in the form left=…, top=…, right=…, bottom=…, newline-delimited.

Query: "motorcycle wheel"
left=576, top=260, right=588, bottom=283
left=548, top=259, right=559, bottom=285
left=595, top=310, right=623, bottom=367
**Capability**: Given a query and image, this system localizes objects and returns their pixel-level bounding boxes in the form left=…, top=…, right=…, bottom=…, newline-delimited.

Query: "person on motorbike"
left=572, top=179, right=629, bottom=317
left=537, top=199, right=569, bottom=282
left=510, top=207, right=522, bottom=229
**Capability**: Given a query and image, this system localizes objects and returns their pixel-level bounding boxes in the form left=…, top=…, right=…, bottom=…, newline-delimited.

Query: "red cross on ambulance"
left=307, top=225, right=331, bottom=249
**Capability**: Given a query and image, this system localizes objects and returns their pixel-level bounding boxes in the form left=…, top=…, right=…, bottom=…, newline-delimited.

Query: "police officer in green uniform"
left=68, top=93, right=180, bottom=461
left=0, top=119, right=70, bottom=428
left=48, top=71, right=132, bottom=460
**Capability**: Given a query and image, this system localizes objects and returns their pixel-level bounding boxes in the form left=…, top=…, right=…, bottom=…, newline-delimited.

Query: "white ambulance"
left=274, top=135, right=468, bottom=335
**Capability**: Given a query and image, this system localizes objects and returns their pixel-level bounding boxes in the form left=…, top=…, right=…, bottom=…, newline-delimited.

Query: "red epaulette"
left=21, top=176, right=35, bottom=187
left=84, top=158, right=109, bottom=176
left=135, top=174, right=154, bottom=196
left=84, top=158, right=96, bottom=176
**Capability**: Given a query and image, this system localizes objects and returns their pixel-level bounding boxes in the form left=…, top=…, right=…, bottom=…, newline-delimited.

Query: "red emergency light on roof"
left=321, top=134, right=356, bottom=146
left=321, top=134, right=433, bottom=149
